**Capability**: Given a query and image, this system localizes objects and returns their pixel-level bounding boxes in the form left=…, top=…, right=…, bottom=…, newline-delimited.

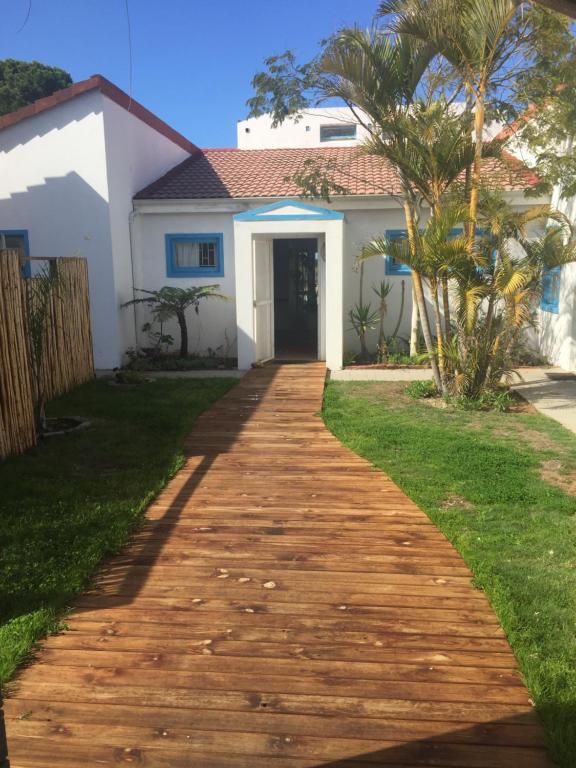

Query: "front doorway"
left=273, top=238, right=318, bottom=361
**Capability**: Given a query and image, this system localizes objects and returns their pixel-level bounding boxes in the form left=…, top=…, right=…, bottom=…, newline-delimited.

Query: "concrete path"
left=513, top=367, right=576, bottom=433
left=330, top=367, right=433, bottom=382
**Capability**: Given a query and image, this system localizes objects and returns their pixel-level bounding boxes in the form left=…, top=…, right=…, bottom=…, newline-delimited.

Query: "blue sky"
left=1, top=0, right=378, bottom=147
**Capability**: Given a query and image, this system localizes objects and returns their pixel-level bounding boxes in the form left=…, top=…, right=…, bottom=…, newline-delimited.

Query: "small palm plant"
left=123, top=286, right=227, bottom=357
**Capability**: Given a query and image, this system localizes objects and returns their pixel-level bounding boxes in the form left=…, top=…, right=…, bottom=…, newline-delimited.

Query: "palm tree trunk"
left=468, top=85, right=486, bottom=251
left=392, top=280, right=405, bottom=341
left=176, top=310, right=188, bottom=357
left=412, top=273, right=442, bottom=392
left=410, top=285, right=419, bottom=356
left=441, top=278, right=451, bottom=342
left=378, top=299, right=386, bottom=362
left=403, top=201, right=443, bottom=392
left=431, top=281, right=445, bottom=380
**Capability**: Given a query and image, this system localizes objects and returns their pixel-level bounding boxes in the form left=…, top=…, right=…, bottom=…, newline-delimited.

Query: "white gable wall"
left=0, top=91, right=119, bottom=368
left=101, top=96, right=192, bottom=362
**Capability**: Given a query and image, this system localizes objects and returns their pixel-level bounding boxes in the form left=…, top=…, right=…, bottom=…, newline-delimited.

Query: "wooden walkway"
left=5, top=363, right=551, bottom=767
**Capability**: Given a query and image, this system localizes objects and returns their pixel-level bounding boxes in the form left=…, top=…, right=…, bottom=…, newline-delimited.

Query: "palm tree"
left=123, top=286, right=227, bottom=358
left=318, top=28, right=447, bottom=388
left=379, top=0, right=527, bottom=244
left=361, top=202, right=473, bottom=389
left=363, top=196, right=576, bottom=397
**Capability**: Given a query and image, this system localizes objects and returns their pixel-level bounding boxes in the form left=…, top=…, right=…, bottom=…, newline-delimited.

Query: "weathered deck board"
left=4, top=363, right=551, bottom=767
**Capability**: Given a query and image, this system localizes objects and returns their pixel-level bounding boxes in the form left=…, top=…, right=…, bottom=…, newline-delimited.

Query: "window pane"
left=173, top=239, right=218, bottom=271
left=175, top=242, right=199, bottom=268
left=320, top=124, right=357, bottom=141
left=1, top=234, right=25, bottom=251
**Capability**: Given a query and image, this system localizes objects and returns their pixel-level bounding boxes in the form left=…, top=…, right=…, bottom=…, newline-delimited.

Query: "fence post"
left=0, top=688, right=9, bottom=767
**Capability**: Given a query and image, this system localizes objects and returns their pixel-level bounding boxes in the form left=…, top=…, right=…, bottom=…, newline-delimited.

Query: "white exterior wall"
left=132, top=206, right=238, bottom=357
left=342, top=206, right=415, bottom=357
left=237, top=107, right=372, bottom=149
left=539, top=187, right=576, bottom=371
left=101, top=96, right=190, bottom=363
left=133, top=198, right=421, bottom=367
left=133, top=194, right=548, bottom=369
left=0, top=91, right=117, bottom=368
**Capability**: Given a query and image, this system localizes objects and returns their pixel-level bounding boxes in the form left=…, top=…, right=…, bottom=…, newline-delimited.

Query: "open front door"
left=253, top=239, right=274, bottom=363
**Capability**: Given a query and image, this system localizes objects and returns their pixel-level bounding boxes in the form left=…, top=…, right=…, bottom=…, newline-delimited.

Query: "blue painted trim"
left=541, top=265, right=561, bottom=314
left=1, top=229, right=30, bottom=277
left=165, top=233, right=224, bottom=278
left=234, top=199, right=344, bottom=222
left=383, top=229, right=411, bottom=275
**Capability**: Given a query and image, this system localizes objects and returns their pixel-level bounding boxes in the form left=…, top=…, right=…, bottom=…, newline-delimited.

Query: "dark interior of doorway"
left=273, top=238, right=318, bottom=361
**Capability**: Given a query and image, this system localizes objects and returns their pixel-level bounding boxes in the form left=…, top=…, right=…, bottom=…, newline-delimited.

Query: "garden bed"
left=125, top=354, right=237, bottom=372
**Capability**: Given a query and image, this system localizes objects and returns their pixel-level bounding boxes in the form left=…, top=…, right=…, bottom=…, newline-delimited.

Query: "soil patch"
left=508, top=391, right=537, bottom=414
left=441, top=494, right=475, bottom=511
left=540, top=459, right=576, bottom=495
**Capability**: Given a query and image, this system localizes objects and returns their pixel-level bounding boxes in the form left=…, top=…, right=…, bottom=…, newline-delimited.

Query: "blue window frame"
left=320, top=124, right=357, bottom=142
left=165, top=233, right=224, bottom=278
left=0, top=229, right=30, bottom=277
left=541, top=266, right=561, bottom=314
left=384, top=229, right=411, bottom=275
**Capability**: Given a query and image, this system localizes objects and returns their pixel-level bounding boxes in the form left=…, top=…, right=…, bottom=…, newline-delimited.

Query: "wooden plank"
left=4, top=363, right=551, bottom=768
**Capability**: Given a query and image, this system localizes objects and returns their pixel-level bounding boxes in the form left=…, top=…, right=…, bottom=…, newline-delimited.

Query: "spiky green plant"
left=348, top=302, right=380, bottom=361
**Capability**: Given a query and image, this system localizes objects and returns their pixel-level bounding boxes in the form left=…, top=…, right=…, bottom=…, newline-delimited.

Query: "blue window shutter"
left=384, top=229, right=411, bottom=275
left=541, top=266, right=561, bottom=314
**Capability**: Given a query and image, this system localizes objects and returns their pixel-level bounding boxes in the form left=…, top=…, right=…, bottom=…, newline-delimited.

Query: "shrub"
left=406, top=380, right=438, bottom=399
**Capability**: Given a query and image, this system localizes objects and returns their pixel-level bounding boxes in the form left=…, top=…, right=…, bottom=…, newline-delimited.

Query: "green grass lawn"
left=0, top=377, right=236, bottom=684
left=323, top=381, right=576, bottom=768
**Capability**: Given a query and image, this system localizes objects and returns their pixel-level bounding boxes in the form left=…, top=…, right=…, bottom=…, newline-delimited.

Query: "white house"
left=0, top=75, right=560, bottom=372
left=0, top=75, right=193, bottom=369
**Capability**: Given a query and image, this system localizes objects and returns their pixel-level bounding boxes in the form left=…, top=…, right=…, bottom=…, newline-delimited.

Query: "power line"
left=16, top=0, right=32, bottom=33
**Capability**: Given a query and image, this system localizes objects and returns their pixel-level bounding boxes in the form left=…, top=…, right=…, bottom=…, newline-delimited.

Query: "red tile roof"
left=135, top=146, right=538, bottom=200
left=0, top=75, right=198, bottom=154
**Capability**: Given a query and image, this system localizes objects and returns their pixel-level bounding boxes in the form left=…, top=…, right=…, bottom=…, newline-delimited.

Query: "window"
left=165, top=234, right=224, bottom=278
left=320, top=124, right=357, bottom=142
left=0, top=229, right=30, bottom=277
left=383, top=229, right=411, bottom=275
left=541, top=266, right=561, bottom=314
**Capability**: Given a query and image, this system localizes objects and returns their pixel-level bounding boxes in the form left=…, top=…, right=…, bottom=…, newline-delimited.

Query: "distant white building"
left=238, top=107, right=373, bottom=149
left=0, top=77, right=555, bottom=372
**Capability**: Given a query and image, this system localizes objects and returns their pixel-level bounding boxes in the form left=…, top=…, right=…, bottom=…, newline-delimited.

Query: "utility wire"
left=16, top=0, right=32, bottom=33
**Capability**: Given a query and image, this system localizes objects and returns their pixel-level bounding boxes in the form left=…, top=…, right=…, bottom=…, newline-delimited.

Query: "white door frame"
left=252, top=238, right=274, bottom=363
left=233, top=201, right=344, bottom=371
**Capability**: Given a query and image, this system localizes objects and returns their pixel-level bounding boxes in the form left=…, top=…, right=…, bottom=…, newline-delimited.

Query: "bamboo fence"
left=0, top=250, right=36, bottom=457
left=0, top=250, right=94, bottom=460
